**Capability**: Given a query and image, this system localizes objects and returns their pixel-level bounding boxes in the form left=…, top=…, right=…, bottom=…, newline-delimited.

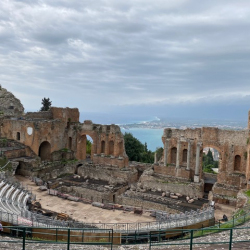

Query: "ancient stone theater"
left=0, top=85, right=250, bottom=213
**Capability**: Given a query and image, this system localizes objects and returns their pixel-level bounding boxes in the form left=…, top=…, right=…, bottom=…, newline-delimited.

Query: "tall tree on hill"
left=40, top=98, right=52, bottom=111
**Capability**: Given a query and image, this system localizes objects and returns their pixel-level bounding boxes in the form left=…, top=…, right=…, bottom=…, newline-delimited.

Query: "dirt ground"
left=16, top=175, right=155, bottom=224
left=214, top=203, right=236, bottom=222
left=16, top=175, right=236, bottom=225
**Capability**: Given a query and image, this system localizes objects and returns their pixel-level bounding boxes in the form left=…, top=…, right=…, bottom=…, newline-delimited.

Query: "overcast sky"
left=1, top=0, right=250, bottom=122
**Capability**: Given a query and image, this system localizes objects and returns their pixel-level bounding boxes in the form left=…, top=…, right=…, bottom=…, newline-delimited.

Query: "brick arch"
left=39, top=141, right=51, bottom=161
left=76, top=132, right=96, bottom=160
left=202, top=144, right=223, bottom=172
left=202, top=144, right=222, bottom=156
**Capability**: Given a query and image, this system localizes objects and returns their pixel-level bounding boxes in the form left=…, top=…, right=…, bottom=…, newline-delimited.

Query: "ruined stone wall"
left=2, top=115, right=128, bottom=167
left=139, top=173, right=204, bottom=198
left=116, top=196, right=179, bottom=213
left=160, top=126, right=249, bottom=204
left=4, top=148, right=27, bottom=159
left=154, top=165, right=192, bottom=180
left=51, top=150, right=75, bottom=161
left=34, top=163, right=76, bottom=180
left=77, top=164, right=137, bottom=185
left=60, top=185, right=113, bottom=203
left=162, top=127, right=248, bottom=186
left=74, top=121, right=129, bottom=167
left=50, top=107, right=79, bottom=123
left=0, top=86, right=128, bottom=167
left=92, top=155, right=129, bottom=168
left=25, top=111, right=53, bottom=120
left=1, top=119, right=68, bottom=159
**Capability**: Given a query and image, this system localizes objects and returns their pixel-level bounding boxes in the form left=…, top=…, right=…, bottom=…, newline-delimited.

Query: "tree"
left=86, top=139, right=92, bottom=155
left=124, top=132, right=144, bottom=162
left=155, top=147, right=164, bottom=161
left=40, top=98, right=52, bottom=111
left=202, top=148, right=219, bottom=174
left=124, top=132, right=154, bottom=163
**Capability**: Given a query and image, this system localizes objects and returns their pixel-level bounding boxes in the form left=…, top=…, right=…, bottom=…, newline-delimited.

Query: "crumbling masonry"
left=1, top=86, right=250, bottom=208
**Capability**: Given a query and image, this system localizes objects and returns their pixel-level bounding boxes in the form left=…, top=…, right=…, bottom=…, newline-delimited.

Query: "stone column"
left=194, top=142, right=202, bottom=183
left=154, top=152, right=157, bottom=163
left=164, top=139, right=169, bottom=166
left=176, top=140, right=181, bottom=168
left=186, top=139, right=192, bottom=170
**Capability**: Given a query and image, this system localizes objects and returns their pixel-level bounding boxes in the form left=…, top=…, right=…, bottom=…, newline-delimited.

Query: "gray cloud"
left=1, top=0, right=250, bottom=117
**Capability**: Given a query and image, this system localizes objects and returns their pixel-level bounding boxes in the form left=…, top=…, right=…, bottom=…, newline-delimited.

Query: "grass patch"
left=245, top=190, right=250, bottom=198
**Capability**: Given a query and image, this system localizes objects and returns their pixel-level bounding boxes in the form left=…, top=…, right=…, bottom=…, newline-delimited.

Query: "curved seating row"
left=0, top=180, right=30, bottom=216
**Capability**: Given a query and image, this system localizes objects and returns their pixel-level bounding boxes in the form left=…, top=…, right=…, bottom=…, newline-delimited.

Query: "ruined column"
left=186, top=139, right=192, bottom=170
left=176, top=140, right=181, bottom=168
left=164, top=139, right=169, bottom=166
left=194, top=142, right=202, bottom=183
left=154, top=152, right=157, bottom=163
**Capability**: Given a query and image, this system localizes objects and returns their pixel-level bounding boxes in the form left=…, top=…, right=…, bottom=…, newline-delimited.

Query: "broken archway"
left=202, top=147, right=220, bottom=197
left=76, top=134, right=94, bottom=160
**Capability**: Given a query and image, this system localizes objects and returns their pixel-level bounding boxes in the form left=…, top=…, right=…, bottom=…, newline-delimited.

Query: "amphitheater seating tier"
left=0, top=180, right=30, bottom=216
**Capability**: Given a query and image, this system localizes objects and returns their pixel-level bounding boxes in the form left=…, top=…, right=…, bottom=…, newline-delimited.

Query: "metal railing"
left=149, top=227, right=250, bottom=250
left=0, top=196, right=250, bottom=249
left=0, top=226, right=114, bottom=250
left=19, top=207, right=214, bottom=233
left=149, top=208, right=250, bottom=249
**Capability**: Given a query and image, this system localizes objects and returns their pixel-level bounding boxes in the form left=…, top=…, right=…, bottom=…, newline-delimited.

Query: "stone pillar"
left=164, top=139, right=169, bottom=166
left=154, top=152, right=157, bottom=163
left=176, top=140, right=181, bottom=168
left=186, top=139, right=192, bottom=170
left=194, top=142, right=202, bottom=183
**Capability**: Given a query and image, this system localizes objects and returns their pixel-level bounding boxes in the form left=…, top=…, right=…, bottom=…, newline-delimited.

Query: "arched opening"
left=75, top=163, right=83, bottom=174
left=171, top=147, right=177, bottom=164
left=76, top=134, right=93, bottom=160
left=109, top=141, right=114, bottom=155
left=182, top=149, right=187, bottom=164
left=15, top=162, right=21, bottom=175
left=86, top=135, right=92, bottom=159
left=234, top=155, right=241, bottom=171
left=15, top=162, right=29, bottom=176
left=202, top=147, right=220, bottom=197
left=68, top=137, right=72, bottom=150
left=17, top=132, right=20, bottom=141
left=101, top=141, right=105, bottom=154
left=39, top=141, right=51, bottom=161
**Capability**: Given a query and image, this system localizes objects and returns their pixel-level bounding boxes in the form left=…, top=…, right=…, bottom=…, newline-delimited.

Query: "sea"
left=80, top=112, right=248, bottom=152
left=121, top=127, right=164, bottom=151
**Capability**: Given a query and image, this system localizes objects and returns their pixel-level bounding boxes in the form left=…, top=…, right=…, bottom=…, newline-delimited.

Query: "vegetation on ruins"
left=245, top=190, right=250, bottom=198
left=124, top=132, right=154, bottom=163
left=40, top=97, right=52, bottom=111
left=202, top=148, right=218, bottom=174
left=155, top=147, right=163, bottom=161
left=86, top=139, right=92, bottom=154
